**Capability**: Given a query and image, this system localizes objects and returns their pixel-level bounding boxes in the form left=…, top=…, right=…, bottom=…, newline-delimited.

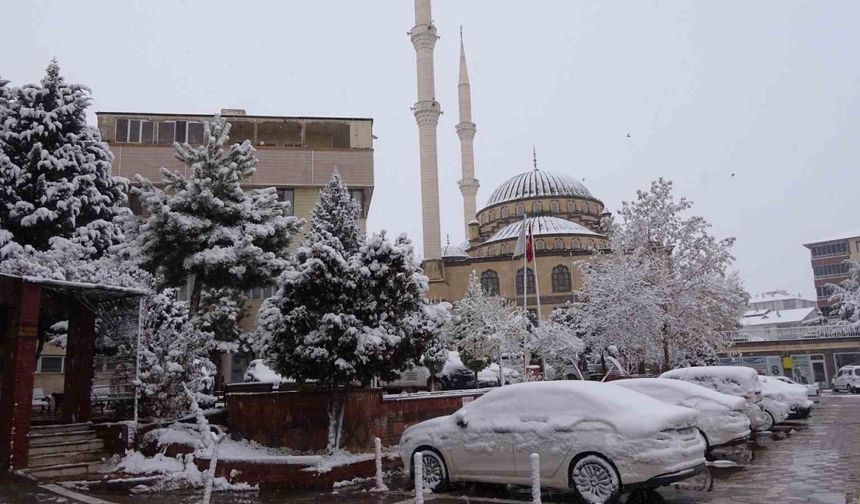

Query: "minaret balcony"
left=409, top=24, right=438, bottom=50
left=455, top=122, right=476, bottom=139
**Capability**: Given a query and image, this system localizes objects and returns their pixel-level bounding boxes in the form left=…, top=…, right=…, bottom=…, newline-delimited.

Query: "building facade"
left=747, top=290, right=817, bottom=312
left=95, top=109, right=375, bottom=384
left=803, top=232, right=860, bottom=315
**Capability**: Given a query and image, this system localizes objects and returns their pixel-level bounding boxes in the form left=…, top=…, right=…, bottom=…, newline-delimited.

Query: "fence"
left=726, top=324, right=860, bottom=343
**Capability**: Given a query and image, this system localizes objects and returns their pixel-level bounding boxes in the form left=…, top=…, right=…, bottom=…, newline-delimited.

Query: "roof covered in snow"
left=0, top=273, right=149, bottom=302
left=483, top=215, right=602, bottom=245
left=740, top=307, right=820, bottom=327
left=441, top=243, right=470, bottom=259
left=485, top=169, right=594, bottom=207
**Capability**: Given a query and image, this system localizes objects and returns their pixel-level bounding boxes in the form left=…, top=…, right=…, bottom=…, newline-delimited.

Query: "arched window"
left=515, top=203, right=525, bottom=216
left=488, top=245, right=497, bottom=256
left=481, top=270, right=500, bottom=296
left=550, top=200, right=560, bottom=212
left=588, top=203, right=598, bottom=215
left=490, top=210, right=496, bottom=221
left=572, top=238, right=581, bottom=250
left=517, top=268, right=536, bottom=295
left=552, top=265, right=572, bottom=292
left=500, top=243, right=509, bottom=255
left=536, top=239, right=546, bottom=250
left=501, top=207, right=510, bottom=218
left=553, top=238, right=564, bottom=250
left=567, top=200, right=576, bottom=213
left=587, top=239, right=596, bottom=250
left=532, top=201, right=543, bottom=214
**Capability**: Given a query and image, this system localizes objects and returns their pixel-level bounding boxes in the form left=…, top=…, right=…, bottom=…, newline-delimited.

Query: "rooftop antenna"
left=532, top=146, right=538, bottom=171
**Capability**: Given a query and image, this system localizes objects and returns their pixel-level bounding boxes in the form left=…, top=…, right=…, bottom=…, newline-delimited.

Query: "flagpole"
left=521, top=214, right=529, bottom=380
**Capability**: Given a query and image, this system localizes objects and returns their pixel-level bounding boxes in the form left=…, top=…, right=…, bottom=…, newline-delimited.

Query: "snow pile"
left=108, top=451, right=256, bottom=493
left=759, top=376, right=812, bottom=416
left=660, top=366, right=761, bottom=401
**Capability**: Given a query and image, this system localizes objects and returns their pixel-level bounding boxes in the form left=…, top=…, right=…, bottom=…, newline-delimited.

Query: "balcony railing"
left=726, top=325, right=860, bottom=343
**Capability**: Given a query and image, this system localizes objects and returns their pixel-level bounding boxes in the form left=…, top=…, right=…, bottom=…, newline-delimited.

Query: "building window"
left=515, top=204, right=524, bottom=216
left=532, top=201, right=542, bottom=214
left=501, top=207, right=509, bottom=218
left=157, top=121, right=175, bottom=144
left=553, top=238, right=564, bottom=250
left=277, top=188, right=295, bottom=216
left=246, top=285, right=276, bottom=300
left=550, top=200, right=560, bottom=212
left=856, top=240, right=860, bottom=253
left=500, top=243, right=509, bottom=255
left=552, top=265, right=572, bottom=292
left=810, top=242, right=848, bottom=258
left=350, top=189, right=365, bottom=218
left=38, top=356, right=64, bottom=373
left=813, top=262, right=849, bottom=278
left=481, top=270, right=500, bottom=296
left=572, top=238, right=581, bottom=249
left=488, top=246, right=497, bottom=256
left=816, top=285, right=835, bottom=298
left=517, top=268, right=536, bottom=295
left=115, top=119, right=154, bottom=143
left=173, top=120, right=204, bottom=144
left=536, top=239, right=545, bottom=250
left=568, top=201, right=576, bottom=213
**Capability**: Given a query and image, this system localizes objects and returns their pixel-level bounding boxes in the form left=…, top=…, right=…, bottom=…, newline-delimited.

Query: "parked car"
left=774, top=376, right=820, bottom=399
left=399, top=381, right=706, bottom=503
left=759, top=376, right=814, bottom=420
left=243, top=359, right=286, bottom=384
left=831, top=365, right=860, bottom=393
left=611, top=378, right=751, bottom=451
left=660, top=366, right=766, bottom=431
left=381, top=365, right=433, bottom=393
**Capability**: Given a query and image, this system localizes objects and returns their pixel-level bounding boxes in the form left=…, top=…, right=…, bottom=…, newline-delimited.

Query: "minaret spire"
left=456, top=26, right=480, bottom=237
left=410, top=0, right=443, bottom=261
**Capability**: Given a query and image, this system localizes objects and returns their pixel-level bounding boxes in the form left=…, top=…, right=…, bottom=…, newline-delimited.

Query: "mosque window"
left=553, top=239, right=564, bottom=250
left=488, top=246, right=497, bottom=256
left=550, top=200, right=560, bottom=212
left=568, top=200, right=576, bottom=213
left=515, top=203, right=525, bottom=216
left=501, top=207, right=510, bottom=218
left=587, top=239, right=596, bottom=250
left=572, top=238, right=581, bottom=249
left=536, top=239, right=545, bottom=250
left=481, top=270, right=500, bottom=296
left=517, top=268, right=536, bottom=295
left=500, top=243, right=509, bottom=255
left=532, top=201, right=543, bottom=214
left=552, top=265, right=572, bottom=292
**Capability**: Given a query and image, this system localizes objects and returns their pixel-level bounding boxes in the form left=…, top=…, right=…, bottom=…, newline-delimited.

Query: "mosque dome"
left=483, top=215, right=601, bottom=245
left=441, top=242, right=470, bottom=260
left=485, top=170, right=593, bottom=207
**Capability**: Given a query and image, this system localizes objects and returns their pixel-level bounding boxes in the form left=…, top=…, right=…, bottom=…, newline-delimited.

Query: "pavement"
left=2, top=393, right=859, bottom=504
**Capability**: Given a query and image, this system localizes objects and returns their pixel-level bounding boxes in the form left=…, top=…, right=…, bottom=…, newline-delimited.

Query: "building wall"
left=806, top=234, right=860, bottom=313
left=723, top=338, right=860, bottom=385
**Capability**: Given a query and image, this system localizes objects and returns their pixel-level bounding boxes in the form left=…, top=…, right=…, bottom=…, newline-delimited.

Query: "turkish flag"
left=525, top=222, right=534, bottom=263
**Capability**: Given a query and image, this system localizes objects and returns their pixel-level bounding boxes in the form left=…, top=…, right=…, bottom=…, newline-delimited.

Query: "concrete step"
left=30, top=430, right=97, bottom=446
left=20, top=461, right=103, bottom=479
left=29, top=422, right=93, bottom=436
left=29, top=439, right=105, bottom=456
left=27, top=449, right=111, bottom=469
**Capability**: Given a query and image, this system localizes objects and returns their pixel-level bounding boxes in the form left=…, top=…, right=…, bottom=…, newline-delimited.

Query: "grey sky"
left=3, top=1, right=859, bottom=299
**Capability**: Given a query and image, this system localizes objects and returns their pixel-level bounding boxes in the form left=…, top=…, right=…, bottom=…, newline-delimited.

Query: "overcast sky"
left=4, top=1, right=859, bottom=300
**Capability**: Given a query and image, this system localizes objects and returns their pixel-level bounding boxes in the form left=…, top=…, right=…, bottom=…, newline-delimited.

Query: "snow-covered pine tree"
left=136, top=290, right=215, bottom=419
left=134, top=116, right=302, bottom=312
left=197, top=287, right=248, bottom=354
left=308, top=169, right=362, bottom=254
left=0, top=61, right=128, bottom=257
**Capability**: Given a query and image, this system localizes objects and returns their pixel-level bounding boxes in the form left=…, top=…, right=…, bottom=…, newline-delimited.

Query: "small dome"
left=483, top=215, right=601, bottom=245
left=485, top=170, right=593, bottom=207
left=441, top=243, right=470, bottom=260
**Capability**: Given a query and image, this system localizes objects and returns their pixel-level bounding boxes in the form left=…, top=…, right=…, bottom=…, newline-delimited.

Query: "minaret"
left=410, top=0, right=443, bottom=261
left=456, top=27, right=480, bottom=237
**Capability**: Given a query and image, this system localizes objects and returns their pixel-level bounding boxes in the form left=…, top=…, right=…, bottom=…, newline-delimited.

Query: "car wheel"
left=762, top=410, right=775, bottom=431
left=570, top=454, right=621, bottom=504
left=412, top=448, right=448, bottom=493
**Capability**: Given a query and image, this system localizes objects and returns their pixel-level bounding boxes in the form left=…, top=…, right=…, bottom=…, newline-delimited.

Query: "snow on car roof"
left=660, top=366, right=761, bottom=396
left=461, top=381, right=696, bottom=437
left=612, top=378, right=747, bottom=411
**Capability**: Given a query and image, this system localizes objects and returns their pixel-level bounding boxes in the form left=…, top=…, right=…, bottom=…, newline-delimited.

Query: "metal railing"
left=727, top=324, right=860, bottom=343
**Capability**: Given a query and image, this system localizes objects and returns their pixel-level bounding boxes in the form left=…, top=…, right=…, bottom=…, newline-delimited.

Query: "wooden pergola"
left=0, top=274, right=147, bottom=471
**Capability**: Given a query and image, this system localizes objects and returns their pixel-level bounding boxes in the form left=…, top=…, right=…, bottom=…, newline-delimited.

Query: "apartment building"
left=803, top=231, right=860, bottom=315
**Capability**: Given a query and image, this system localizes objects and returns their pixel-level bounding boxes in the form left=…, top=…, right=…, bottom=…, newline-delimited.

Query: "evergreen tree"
left=309, top=169, right=362, bottom=254
left=827, top=260, right=860, bottom=324
left=197, top=287, right=248, bottom=353
left=0, top=61, right=128, bottom=257
left=134, top=116, right=302, bottom=312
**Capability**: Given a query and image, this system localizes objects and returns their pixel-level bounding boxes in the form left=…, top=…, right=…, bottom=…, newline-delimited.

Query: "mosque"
left=408, top=0, right=609, bottom=320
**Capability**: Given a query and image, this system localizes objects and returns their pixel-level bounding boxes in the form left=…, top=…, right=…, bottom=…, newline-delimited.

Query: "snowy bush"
left=827, top=260, right=860, bottom=324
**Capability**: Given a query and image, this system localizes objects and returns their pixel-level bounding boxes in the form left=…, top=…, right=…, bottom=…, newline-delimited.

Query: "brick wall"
left=225, top=388, right=484, bottom=452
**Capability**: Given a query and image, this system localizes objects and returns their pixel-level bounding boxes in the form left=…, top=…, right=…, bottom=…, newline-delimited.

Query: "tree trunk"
left=662, top=338, right=670, bottom=373
left=189, top=274, right=203, bottom=314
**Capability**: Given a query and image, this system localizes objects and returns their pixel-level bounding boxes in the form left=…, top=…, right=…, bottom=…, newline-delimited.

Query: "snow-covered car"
left=381, top=365, right=432, bottom=393
left=831, top=365, right=860, bottom=393
left=243, top=359, right=286, bottom=384
left=659, top=366, right=766, bottom=431
left=774, top=376, right=821, bottom=399
left=759, top=376, right=814, bottom=420
left=477, top=363, right=521, bottom=388
left=399, top=381, right=706, bottom=503
left=611, top=378, right=751, bottom=450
